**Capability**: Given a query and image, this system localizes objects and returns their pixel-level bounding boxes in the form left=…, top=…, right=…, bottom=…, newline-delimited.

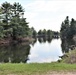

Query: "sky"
left=0, top=0, right=76, bottom=31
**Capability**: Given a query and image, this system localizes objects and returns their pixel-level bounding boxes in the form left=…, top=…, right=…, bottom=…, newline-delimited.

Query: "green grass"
left=62, top=49, right=76, bottom=63
left=0, top=63, right=76, bottom=75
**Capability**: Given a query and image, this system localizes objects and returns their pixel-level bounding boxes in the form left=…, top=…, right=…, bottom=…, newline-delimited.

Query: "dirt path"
left=45, top=71, right=76, bottom=75
left=7, top=71, right=76, bottom=75
left=46, top=73, right=76, bottom=75
left=35, top=71, right=76, bottom=75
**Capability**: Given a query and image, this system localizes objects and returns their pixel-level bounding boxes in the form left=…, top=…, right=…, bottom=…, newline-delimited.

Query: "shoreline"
left=0, top=37, right=34, bottom=46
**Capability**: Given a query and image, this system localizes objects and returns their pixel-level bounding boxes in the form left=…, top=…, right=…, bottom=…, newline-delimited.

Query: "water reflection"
left=0, top=43, right=30, bottom=63
left=47, top=37, right=52, bottom=43
left=61, top=38, right=76, bottom=53
left=31, top=38, right=37, bottom=46
left=28, top=38, right=63, bottom=63
left=38, top=37, right=52, bottom=43
left=0, top=37, right=63, bottom=63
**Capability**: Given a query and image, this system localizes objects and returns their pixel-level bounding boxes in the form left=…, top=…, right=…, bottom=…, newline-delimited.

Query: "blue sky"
left=0, top=0, right=76, bottom=31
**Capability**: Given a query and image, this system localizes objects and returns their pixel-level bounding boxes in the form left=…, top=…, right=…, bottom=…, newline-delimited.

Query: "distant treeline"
left=31, top=27, right=59, bottom=38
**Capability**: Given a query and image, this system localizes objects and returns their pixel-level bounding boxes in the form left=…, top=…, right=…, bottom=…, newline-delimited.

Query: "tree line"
left=60, top=16, right=76, bottom=40
left=0, top=2, right=30, bottom=40
left=0, top=2, right=59, bottom=43
left=31, top=27, right=59, bottom=38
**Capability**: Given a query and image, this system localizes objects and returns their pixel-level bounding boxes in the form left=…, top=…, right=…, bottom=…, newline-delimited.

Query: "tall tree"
left=47, top=30, right=52, bottom=37
left=38, top=30, right=42, bottom=37
left=1, top=2, right=11, bottom=26
left=42, top=29, right=47, bottom=37
left=60, top=16, right=70, bottom=39
left=0, top=2, right=30, bottom=39
left=69, top=18, right=76, bottom=39
left=0, top=2, right=12, bottom=38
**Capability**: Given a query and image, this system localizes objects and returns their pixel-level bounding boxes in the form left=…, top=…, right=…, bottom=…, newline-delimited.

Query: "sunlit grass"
left=0, top=63, right=76, bottom=75
left=62, top=49, right=76, bottom=63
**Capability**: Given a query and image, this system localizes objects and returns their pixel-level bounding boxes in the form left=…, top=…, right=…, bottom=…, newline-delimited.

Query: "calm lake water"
left=0, top=38, right=63, bottom=63
left=27, top=38, right=63, bottom=63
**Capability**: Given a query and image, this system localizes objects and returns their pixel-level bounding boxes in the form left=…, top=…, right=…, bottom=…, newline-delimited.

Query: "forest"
left=0, top=2, right=59, bottom=45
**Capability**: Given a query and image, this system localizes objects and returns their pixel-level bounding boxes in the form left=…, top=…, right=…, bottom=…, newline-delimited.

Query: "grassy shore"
left=0, top=63, right=76, bottom=75
left=62, top=49, right=76, bottom=63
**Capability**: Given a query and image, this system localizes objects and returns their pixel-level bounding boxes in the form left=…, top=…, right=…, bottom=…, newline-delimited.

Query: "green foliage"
left=42, top=29, right=47, bottom=37
left=60, top=16, right=70, bottom=39
left=60, top=16, right=76, bottom=40
left=0, top=2, right=30, bottom=39
left=38, top=30, right=42, bottom=36
left=0, top=26, right=4, bottom=38
left=30, top=27, right=37, bottom=38
left=32, top=30, right=37, bottom=37
left=47, top=30, right=51, bottom=36
left=38, top=29, right=57, bottom=38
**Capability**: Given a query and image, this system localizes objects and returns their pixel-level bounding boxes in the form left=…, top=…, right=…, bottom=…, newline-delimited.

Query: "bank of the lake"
left=0, top=63, right=76, bottom=75
left=62, top=49, right=76, bottom=64
left=0, top=37, right=34, bottom=46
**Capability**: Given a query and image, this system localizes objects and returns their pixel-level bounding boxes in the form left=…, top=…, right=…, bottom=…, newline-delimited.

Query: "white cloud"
left=25, top=0, right=63, bottom=12
left=1, top=0, right=76, bottom=31
left=24, top=0, right=76, bottom=31
left=25, top=12, right=38, bottom=20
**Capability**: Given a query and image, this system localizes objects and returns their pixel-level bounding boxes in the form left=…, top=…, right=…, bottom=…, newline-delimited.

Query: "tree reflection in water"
left=0, top=43, right=30, bottom=63
left=61, top=38, right=76, bottom=53
left=0, top=37, right=61, bottom=63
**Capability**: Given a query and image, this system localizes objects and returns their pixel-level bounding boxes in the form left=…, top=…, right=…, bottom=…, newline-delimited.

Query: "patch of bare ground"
left=44, top=71, right=76, bottom=75
left=31, top=71, right=76, bottom=75
left=7, top=74, right=17, bottom=75
left=6, top=72, right=76, bottom=75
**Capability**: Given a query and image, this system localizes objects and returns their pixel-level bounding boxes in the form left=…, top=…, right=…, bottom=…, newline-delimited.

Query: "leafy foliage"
left=60, top=16, right=76, bottom=40
left=0, top=2, right=30, bottom=40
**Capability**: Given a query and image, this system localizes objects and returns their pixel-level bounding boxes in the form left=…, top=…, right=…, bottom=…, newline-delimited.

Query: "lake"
left=28, top=38, right=63, bottom=63
left=0, top=38, right=63, bottom=63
